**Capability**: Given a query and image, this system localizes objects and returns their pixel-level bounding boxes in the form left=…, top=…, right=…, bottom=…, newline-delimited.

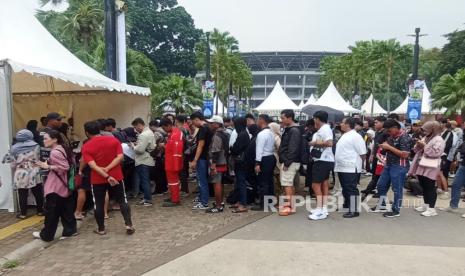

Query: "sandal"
left=75, top=214, right=85, bottom=220
left=279, top=205, right=292, bottom=216
left=93, top=229, right=107, bottom=236
left=126, top=226, right=135, bottom=235
left=104, top=214, right=110, bottom=219
left=17, top=214, right=27, bottom=219
left=232, top=208, right=248, bottom=213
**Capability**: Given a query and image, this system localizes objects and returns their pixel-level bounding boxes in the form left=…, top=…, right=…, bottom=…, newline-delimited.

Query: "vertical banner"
left=407, top=80, right=425, bottom=122
left=228, top=95, right=237, bottom=118
left=202, top=80, right=215, bottom=118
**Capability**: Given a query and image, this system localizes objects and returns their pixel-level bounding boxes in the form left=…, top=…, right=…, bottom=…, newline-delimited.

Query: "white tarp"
left=0, top=0, right=150, bottom=96
left=297, top=100, right=305, bottom=110
left=361, top=94, right=387, bottom=114
left=255, top=81, right=298, bottom=112
left=313, top=82, right=360, bottom=113
left=304, top=94, right=317, bottom=106
left=213, top=96, right=226, bottom=115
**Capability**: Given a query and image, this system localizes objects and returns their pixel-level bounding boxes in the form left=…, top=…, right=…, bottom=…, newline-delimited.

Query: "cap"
left=207, top=115, right=224, bottom=125
left=46, top=112, right=64, bottom=121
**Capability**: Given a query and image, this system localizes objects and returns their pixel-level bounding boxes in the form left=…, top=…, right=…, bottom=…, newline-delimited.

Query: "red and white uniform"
left=164, top=128, right=184, bottom=203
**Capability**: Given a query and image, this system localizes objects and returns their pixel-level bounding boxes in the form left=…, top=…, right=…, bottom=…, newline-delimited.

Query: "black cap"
left=46, top=112, right=63, bottom=121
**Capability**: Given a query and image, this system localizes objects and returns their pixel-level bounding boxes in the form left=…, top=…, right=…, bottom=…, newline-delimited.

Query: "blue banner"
left=203, top=99, right=213, bottom=118
left=202, top=80, right=215, bottom=118
left=407, top=80, right=425, bottom=122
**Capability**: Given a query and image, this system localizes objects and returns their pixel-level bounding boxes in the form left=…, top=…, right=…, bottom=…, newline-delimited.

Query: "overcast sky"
left=178, top=0, right=465, bottom=52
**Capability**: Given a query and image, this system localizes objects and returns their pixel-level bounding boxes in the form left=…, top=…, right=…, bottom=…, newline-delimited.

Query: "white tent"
left=0, top=0, right=151, bottom=211
left=297, top=100, right=306, bottom=110
left=304, top=94, right=317, bottom=106
left=255, top=81, right=298, bottom=113
left=361, top=94, right=387, bottom=115
left=213, top=96, right=226, bottom=115
left=312, top=82, right=360, bottom=113
left=391, top=85, right=445, bottom=115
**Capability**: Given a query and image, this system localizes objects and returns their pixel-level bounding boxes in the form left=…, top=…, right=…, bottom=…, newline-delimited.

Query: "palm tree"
left=432, top=69, right=465, bottom=116
left=152, top=75, right=203, bottom=115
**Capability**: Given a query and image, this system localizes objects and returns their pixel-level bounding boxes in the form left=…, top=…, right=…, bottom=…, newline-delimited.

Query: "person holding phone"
left=81, top=121, right=135, bottom=236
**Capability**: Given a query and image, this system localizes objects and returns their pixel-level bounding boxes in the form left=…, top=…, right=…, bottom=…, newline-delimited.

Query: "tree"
left=431, top=69, right=465, bottom=116
left=152, top=75, right=202, bottom=115
left=439, top=30, right=465, bottom=76
left=419, top=47, right=442, bottom=89
left=126, top=0, right=202, bottom=77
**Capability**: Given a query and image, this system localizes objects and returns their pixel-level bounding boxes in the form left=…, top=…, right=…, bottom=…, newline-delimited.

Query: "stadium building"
left=241, top=51, right=345, bottom=108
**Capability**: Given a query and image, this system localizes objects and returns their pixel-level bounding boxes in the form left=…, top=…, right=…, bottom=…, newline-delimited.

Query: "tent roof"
left=391, top=85, right=446, bottom=114
left=361, top=94, right=387, bottom=114
left=0, top=0, right=150, bottom=96
left=298, top=100, right=305, bottom=109
left=304, top=94, right=317, bottom=106
left=255, top=81, right=298, bottom=111
left=313, top=82, right=360, bottom=113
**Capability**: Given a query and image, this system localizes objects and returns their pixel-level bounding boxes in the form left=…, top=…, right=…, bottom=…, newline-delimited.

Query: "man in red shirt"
left=81, top=121, right=135, bottom=235
left=159, top=118, right=184, bottom=207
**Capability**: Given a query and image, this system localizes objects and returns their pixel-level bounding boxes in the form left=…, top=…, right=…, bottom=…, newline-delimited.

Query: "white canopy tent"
left=361, top=94, right=387, bottom=115
left=312, top=82, right=360, bottom=113
left=391, top=85, right=445, bottom=115
left=304, top=94, right=317, bottom=106
left=297, top=100, right=306, bottom=110
left=0, top=0, right=151, bottom=211
left=213, top=96, right=226, bottom=115
left=254, top=81, right=298, bottom=114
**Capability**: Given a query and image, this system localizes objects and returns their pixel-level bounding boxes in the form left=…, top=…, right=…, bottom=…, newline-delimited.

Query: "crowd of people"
left=4, top=109, right=465, bottom=241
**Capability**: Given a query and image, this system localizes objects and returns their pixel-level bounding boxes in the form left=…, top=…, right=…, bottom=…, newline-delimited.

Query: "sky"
left=178, top=0, right=465, bottom=52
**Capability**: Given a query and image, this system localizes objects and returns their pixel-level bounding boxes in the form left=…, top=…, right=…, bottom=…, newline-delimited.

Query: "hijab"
left=10, top=129, right=38, bottom=158
left=422, top=121, right=442, bottom=142
left=269, top=122, right=281, bottom=138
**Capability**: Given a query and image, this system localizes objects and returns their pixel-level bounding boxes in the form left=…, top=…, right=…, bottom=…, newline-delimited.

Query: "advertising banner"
left=202, top=80, right=215, bottom=118
left=407, top=80, right=425, bottom=122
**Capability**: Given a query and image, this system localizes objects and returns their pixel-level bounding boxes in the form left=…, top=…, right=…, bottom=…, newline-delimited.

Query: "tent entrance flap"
left=0, top=62, right=15, bottom=212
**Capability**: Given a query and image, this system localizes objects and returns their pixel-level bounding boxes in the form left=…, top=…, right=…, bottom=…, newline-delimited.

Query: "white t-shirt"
left=334, top=129, right=367, bottom=173
left=311, top=124, right=335, bottom=162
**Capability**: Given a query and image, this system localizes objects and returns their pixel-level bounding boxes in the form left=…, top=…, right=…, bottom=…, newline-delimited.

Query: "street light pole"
left=104, top=0, right=117, bottom=80
left=205, top=32, right=211, bottom=81
left=408, top=27, right=427, bottom=81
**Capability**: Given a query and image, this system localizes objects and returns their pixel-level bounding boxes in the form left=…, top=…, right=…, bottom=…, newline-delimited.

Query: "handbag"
left=310, top=147, right=323, bottom=159
left=419, top=156, right=441, bottom=168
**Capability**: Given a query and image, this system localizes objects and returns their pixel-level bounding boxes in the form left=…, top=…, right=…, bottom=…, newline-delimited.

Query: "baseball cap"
left=46, top=112, right=64, bottom=121
left=207, top=115, right=224, bottom=125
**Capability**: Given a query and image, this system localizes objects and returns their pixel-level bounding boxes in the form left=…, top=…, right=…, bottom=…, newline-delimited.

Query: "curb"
left=0, top=219, right=85, bottom=268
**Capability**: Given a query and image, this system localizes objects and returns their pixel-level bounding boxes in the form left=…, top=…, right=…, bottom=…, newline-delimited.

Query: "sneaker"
left=370, top=206, right=388, bottom=213
left=440, top=192, right=450, bottom=200
left=436, top=188, right=444, bottom=194
left=421, top=208, right=438, bottom=217
left=192, top=203, right=208, bottom=210
left=308, top=210, right=328, bottom=220
left=192, top=197, right=200, bottom=203
left=415, top=205, right=427, bottom=212
left=205, top=206, right=224, bottom=213
left=32, top=231, right=41, bottom=239
left=383, top=211, right=400, bottom=218
left=461, top=214, right=465, bottom=218
left=365, top=172, right=372, bottom=177
left=439, top=206, right=459, bottom=213
left=138, top=200, right=152, bottom=206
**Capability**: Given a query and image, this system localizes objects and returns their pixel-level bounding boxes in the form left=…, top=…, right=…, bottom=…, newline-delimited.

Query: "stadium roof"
left=241, top=51, right=345, bottom=71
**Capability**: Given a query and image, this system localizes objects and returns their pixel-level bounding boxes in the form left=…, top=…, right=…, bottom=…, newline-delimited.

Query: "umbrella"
left=301, top=105, right=345, bottom=122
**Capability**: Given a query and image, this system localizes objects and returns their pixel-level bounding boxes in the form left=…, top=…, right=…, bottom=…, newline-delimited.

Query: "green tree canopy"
left=432, top=69, right=465, bottom=116
left=126, top=0, right=202, bottom=77
left=439, top=30, right=465, bottom=77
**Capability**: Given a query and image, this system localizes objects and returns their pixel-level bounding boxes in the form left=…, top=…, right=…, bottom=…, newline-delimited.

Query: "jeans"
left=92, top=182, right=132, bottom=232
left=235, top=162, right=247, bottom=205
left=197, top=159, right=209, bottom=206
left=338, top=172, right=360, bottom=212
left=257, top=155, right=277, bottom=205
left=376, top=165, right=408, bottom=213
left=135, top=165, right=152, bottom=202
left=450, top=165, right=465, bottom=208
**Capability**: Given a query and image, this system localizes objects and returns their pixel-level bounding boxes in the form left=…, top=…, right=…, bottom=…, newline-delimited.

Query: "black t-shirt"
left=386, top=134, right=412, bottom=168
left=197, top=124, right=212, bottom=160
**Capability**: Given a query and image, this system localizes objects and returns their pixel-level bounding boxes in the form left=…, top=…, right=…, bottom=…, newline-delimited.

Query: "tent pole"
left=0, top=62, right=17, bottom=212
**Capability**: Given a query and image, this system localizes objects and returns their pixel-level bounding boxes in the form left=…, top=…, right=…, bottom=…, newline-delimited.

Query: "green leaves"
left=151, top=75, right=202, bottom=116
left=432, top=69, right=465, bottom=116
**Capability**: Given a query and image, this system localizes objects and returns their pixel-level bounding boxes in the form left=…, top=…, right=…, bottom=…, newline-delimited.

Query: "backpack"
left=55, top=149, right=77, bottom=191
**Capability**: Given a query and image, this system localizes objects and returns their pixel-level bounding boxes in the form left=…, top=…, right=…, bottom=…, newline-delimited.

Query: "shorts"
left=441, top=156, right=451, bottom=178
left=209, top=172, right=223, bottom=184
left=78, top=175, right=91, bottom=191
left=280, top=162, right=300, bottom=187
left=311, top=161, right=334, bottom=183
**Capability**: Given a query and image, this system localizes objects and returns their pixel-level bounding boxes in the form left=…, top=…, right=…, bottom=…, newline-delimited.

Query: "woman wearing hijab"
left=10, top=129, right=44, bottom=219
left=269, top=122, right=282, bottom=195
left=409, top=121, right=445, bottom=217
left=26, top=120, right=43, bottom=146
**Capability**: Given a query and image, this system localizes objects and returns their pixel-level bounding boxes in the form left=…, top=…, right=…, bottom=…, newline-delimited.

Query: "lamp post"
left=104, top=0, right=117, bottom=80
left=408, top=27, right=427, bottom=81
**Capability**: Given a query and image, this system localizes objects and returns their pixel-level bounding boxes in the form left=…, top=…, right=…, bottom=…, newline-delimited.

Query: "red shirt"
left=82, top=136, right=124, bottom=184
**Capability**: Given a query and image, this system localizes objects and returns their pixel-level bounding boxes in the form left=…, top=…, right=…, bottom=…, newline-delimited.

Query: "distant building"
left=241, top=51, right=344, bottom=108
